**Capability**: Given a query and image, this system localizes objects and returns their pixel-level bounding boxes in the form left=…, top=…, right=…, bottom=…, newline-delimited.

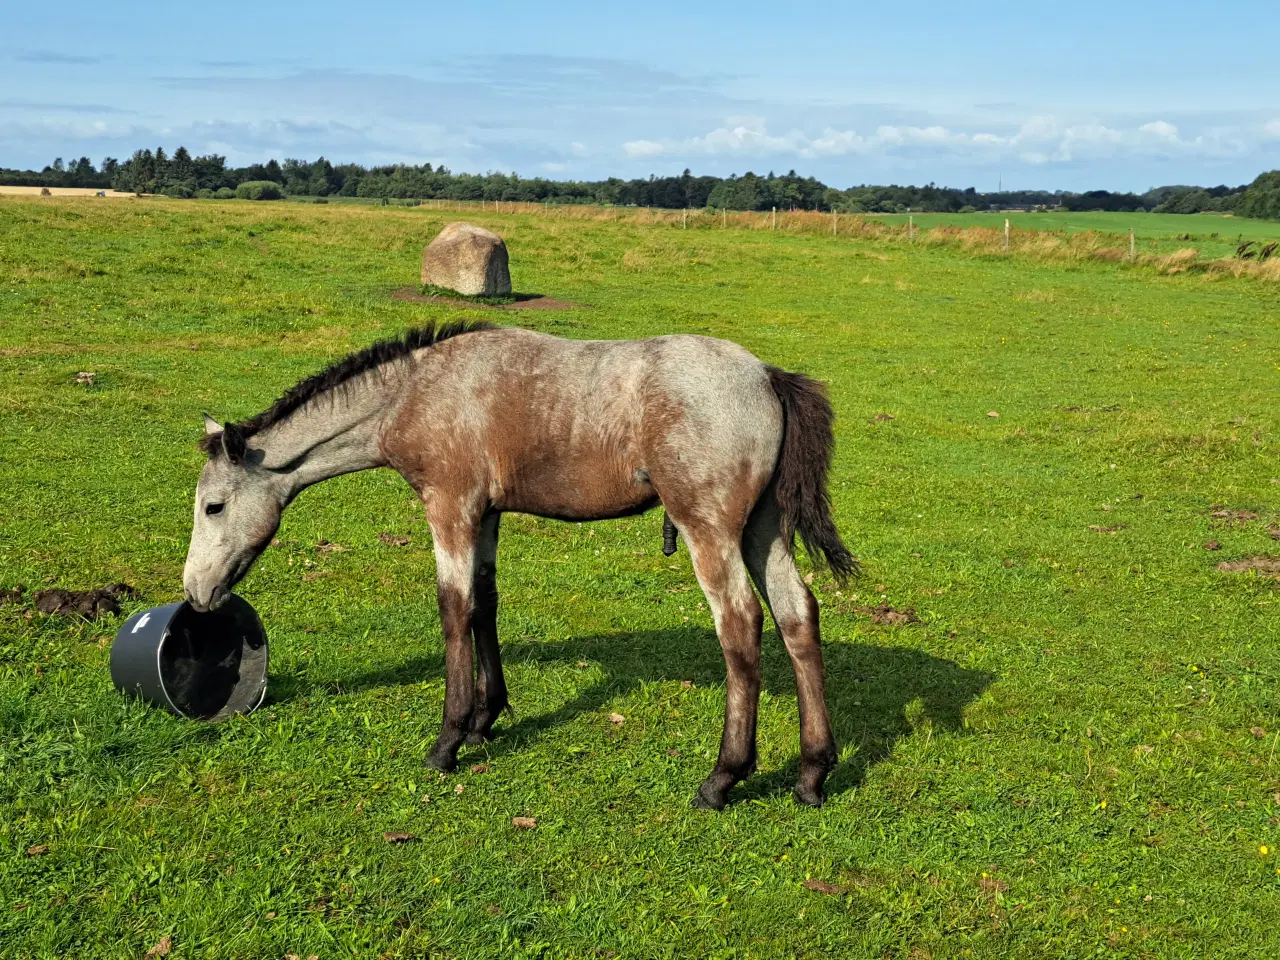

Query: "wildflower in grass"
left=1261, top=845, right=1270, bottom=856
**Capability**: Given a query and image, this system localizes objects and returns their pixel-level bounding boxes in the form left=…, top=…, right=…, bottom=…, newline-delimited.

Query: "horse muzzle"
left=184, top=581, right=230, bottom=613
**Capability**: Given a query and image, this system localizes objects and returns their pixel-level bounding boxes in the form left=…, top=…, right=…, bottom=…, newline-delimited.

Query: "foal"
left=183, top=322, right=854, bottom=808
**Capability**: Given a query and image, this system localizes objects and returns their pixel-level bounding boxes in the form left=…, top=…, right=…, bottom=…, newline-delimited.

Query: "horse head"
left=182, top=414, right=284, bottom=611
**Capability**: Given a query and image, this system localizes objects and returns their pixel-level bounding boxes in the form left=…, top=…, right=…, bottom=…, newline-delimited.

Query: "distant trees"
left=705, top=171, right=826, bottom=211
left=235, top=181, right=284, bottom=201
left=1158, top=189, right=1213, bottom=214
left=1061, top=190, right=1146, bottom=212
left=108, top=148, right=235, bottom=195
left=0, top=156, right=116, bottom=188
left=1235, top=171, right=1280, bottom=221
left=1145, top=183, right=1245, bottom=214
left=3, top=147, right=1278, bottom=221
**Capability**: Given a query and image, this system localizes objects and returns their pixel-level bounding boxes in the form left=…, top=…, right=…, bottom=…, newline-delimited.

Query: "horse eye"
left=205, top=502, right=225, bottom=516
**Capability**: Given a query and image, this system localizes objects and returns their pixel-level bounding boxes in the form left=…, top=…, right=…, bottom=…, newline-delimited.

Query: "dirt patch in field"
left=801, top=878, right=845, bottom=895
left=1209, top=506, right=1260, bottom=524
left=856, top=604, right=920, bottom=626
left=19, top=583, right=139, bottom=619
left=392, top=288, right=585, bottom=310
left=1216, top=557, right=1280, bottom=578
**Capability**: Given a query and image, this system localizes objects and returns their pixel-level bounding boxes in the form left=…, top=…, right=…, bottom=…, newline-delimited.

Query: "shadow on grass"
left=389, top=286, right=584, bottom=311
left=272, top=628, right=994, bottom=803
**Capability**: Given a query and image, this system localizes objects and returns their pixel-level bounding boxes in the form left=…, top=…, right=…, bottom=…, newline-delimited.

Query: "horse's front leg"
left=425, top=508, right=481, bottom=772
left=466, top=512, right=507, bottom=745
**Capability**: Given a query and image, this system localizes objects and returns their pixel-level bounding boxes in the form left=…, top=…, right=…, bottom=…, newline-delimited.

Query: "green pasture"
left=2, top=196, right=1279, bottom=959
left=866, top=209, right=1279, bottom=259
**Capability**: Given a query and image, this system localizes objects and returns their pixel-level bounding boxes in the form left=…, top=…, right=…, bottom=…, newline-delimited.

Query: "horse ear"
left=221, top=423, right=247, bottom=464
left=203, top=413, right=221, bottom=437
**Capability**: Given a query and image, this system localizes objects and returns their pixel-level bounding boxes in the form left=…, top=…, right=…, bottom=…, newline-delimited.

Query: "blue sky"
left=4, top=1, right=1278, bottom=191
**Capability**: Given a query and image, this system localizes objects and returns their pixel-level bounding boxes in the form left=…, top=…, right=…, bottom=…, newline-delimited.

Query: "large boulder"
left=421, top=221, right=512, bottom=297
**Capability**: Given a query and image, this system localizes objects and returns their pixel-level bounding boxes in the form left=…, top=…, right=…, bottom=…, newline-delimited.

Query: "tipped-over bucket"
left=110, top=594, right=268, bottom=721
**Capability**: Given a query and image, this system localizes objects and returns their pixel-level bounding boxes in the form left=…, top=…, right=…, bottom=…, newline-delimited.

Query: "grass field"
left=863, top=210, right=1279, bottom=260
left=0, top=186, right=133, bottom=198
left=2, top=196, right=1279, bottom=959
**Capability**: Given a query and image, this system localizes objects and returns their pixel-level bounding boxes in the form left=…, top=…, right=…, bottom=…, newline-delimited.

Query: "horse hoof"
left=463, top=731, right=488, bottom=746
left=793, top=785, right=825, bottom=808
left=691, top=785, right=728, bottom=811
left=424, top=751, right=457, bottom=773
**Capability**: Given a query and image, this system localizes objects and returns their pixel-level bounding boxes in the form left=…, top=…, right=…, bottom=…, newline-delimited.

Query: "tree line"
left=2, top=147, right=1277, bottom=220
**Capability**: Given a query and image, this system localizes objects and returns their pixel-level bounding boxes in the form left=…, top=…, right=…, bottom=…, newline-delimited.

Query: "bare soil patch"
left=1216, top=557, right=1280, bottom=578
left=1209, top=506, right=1260, bottom=524
left=801, top=878, right=845, bottom=895
left=856, top=603, right=920, bottom=626
left=392, top=287, right=584, bottom=311
left=34, top=584, right=138, bottom=618
left=4, top=583, right=138, bottom=619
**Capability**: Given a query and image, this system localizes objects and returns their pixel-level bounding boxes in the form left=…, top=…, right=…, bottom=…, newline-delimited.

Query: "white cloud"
left=623, top=139, right=665, bottom=157
left=628, top=118, right=995, bottom=160
left=1138, top=120, right=1179, bottom=141
left=1264, top=119, right=1280, bottom=139
left=623, top=115, right=1262, bottom=166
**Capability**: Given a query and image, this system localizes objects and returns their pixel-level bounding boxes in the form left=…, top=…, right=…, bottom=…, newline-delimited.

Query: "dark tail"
left=767, top=367, right=857, bottom=584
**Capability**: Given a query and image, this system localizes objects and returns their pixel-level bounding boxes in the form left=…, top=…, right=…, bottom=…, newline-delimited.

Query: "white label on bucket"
left=131, top=612, right=151, bottom=633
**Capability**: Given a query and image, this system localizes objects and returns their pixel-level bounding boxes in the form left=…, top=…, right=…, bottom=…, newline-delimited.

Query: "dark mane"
left=199, top=319, right=495, bottom=456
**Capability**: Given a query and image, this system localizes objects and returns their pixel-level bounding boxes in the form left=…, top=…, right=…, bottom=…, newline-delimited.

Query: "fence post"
left=683, top=208, right=688, bottom=229
left=1004, top=218, right=1010, bottom=252
left=1129, top=228, right=1136, bottom=261
left=722, top=206, right=727, bottom=229
left=772, top=206, right=776, bottom=230
left=909, top=214, right=914, bottom=243
left=832, top=208, right=837, bottom=236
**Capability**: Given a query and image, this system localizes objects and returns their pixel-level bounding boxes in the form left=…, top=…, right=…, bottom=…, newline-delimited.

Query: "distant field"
left=0, top=185, right=133, bottom=198
left=2, top=197, right=1279, bottom=959
left=866, top=210, right=1279, bottom=259
left=9, top=185, right=1275, bottom=259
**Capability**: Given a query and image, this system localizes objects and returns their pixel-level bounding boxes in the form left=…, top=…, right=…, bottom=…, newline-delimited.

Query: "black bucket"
left=111, top=594, right=269, bottom=721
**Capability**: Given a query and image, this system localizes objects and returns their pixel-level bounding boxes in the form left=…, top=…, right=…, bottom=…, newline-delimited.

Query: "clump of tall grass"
left=1200, top=255, right=1280, bottom=281
left=1154, top=249, right=1200, bottom=274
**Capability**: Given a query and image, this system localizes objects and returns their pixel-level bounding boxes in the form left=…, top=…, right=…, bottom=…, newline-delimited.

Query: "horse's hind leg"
left=678, top=526, right=765, bottom=810
left=467, top=512, right=507, bottom=745
left=424, top=505, right=480, bottom=772
left=744, top=493, right=837, bottom=806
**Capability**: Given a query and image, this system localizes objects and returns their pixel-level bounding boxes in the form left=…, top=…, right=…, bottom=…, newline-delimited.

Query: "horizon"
left=5, top=1, right=1279, bottom=194
left=6, top=150, right=1262, bottom=197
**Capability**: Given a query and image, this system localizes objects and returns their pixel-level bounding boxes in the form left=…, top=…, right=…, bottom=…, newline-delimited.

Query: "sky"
left=4, top=1, right=1279, bottom=192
